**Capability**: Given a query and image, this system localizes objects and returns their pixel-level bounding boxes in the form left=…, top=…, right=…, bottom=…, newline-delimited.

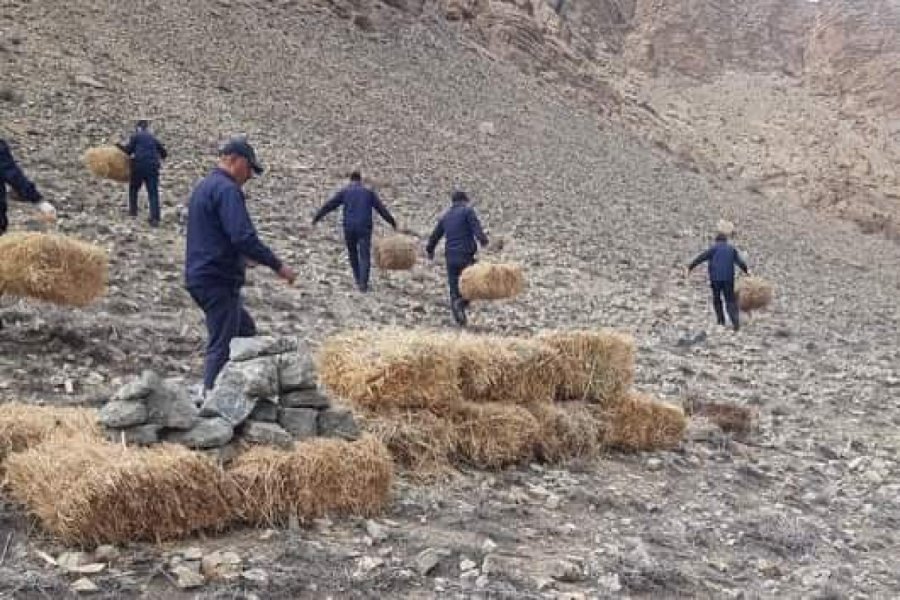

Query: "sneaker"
left=451, top=299, right=467, bottom=326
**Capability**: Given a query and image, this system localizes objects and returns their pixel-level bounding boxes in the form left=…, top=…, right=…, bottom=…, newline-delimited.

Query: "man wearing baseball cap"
left=184, top=137, right=297, bottom=391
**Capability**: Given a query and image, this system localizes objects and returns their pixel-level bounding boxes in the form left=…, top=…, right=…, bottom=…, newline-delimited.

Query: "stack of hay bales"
left=373, top=235, right=417, bottom=270
left=736, top=276, right=775, bottom=312
left=0, top=233, right=108, bottom=307
left=460, top=262, right=525, bottom=300
left=83, top=146, right=131, bottom=183
left=318, top=327, right=687, bottom=474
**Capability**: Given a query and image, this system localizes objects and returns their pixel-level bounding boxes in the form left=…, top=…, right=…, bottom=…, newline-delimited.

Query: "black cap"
left=451, top=190, right=469, bottom=203
left=220, top=137, right=264, bottom=175
left=136, top=119, right=150, bottom=129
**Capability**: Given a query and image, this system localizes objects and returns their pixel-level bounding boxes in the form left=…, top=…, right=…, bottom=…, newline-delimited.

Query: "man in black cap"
left=185, top=137, right=297, bottom=391
left=120, top=120, right=167, bottom=227
left=686, top=232, right=751, bottom=331
left=0, top=138, right=56, bottom=235
left=312, top=171, right=397, bottom=292
left=426, top=190, right=489, bottom=326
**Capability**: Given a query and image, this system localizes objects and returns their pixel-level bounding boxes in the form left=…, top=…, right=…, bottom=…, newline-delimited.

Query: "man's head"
left=451, top=190, right=469, bottom=204
left=349, top=170, right=362, bottom=183
left=136, top=119, right=150, bottom=130
left=218, top=138, right=264, bottom=186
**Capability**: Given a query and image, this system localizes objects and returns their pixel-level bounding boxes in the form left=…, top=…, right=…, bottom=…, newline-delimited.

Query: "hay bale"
left=449, top=402, right=540, bottom=469
left=460, top=262, right=524, bottom=301
left=317, top=329, right=464, bottom=410
left=228, top=435, right=393, bottom=526
left=0, top=233, right=108, bottom=307
left=538, top=330, right=635, bottom=404
left=4, top=435, right=237, bottom=545
left=373, top=235, right=416, bottom=270
left=82, top=146, right=131, bottom=183
left=717, top=219, right=735, bottom=237
left=598, top=393, right=687, bottom=452
left=736, top=276, right=774, bottom=312
left=528, top=402, right=604, bottom=463
left=0, top=403, right=100, bottom=467
left=360, top=410, right=454, bottom=475
left=455, top=335, right=564, bottom=405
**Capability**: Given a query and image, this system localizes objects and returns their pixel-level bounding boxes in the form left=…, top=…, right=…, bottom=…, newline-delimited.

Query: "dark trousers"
left=447, top=256, right=475, bottom=308
left=188, top=285, right=256, bottom=390
left=129, top=169, right=160, bottom=225
left=344, top=228, right=372, bottom=291
left=711, top=280, right=740, bottom=330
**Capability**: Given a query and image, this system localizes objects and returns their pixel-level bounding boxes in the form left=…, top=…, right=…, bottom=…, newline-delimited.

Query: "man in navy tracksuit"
left=426, top=190, right=489, bottom=326
left=687, top=233, right=751, bottom=331
left=121, top=120, right=167, bottom=227
left=0, top=138, right=55, bottom=236
left=312, top=171, right=397, bottom=292
left=185, top=138, right=297, bottom=391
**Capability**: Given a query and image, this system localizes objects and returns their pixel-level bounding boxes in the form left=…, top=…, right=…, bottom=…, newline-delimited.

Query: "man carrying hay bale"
left=0, top=138, right=56, bottom=236
left=426, top=190, right=489, bottom=326
left=118, top=120, right=167, bottom=228
left=185, top=137, right=297, bottom=391
left=312, top=171, right=397, bottom=293
left=686, top=232, right=751, bottom=331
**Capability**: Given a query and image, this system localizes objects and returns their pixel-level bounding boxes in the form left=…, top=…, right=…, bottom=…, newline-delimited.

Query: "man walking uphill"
left=312, top=171, right=397, bottom=292
left=426, top=190, right=489, bottom=326
left=120, top=120, right=167, bottom=227
left=185, top=138, right=297, bottom=391
left=686, top=232, right=750, bottom=331
left=0, top=138, right=56, bottom=235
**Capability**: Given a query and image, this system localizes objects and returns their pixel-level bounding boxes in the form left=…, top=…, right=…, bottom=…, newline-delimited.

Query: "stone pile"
left=100, top=337, right=358, bottom=455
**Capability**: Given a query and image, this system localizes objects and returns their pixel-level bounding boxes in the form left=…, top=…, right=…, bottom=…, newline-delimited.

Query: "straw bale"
left=696, top=402, right=755, bottom=437
left=460, top=262, right=525, bottom=301
left=0, top=233, right=108, bottom=307
left=82, top=146, right=131, bottom=183
left=455, top=335, right=563, bottom=405
left=317, top=329, right=463, bottom=410
left=228, top=435, right=393, bottom=526
left=736, top=276, right=774, bottom=312
left=717, top=219, right=735, bottom=237
left=0, top=403, right=100, bottom=467
left=449, top=402, right=540, bottom=469
left=538, top=330, right=635, bottom=404
left=373, top=235, right=416, bottom=270
left=360, top=410, right=454, bottom=475
left=528, top=402, right=604, bottom=462
left=599, top=393, right=687, bottom=451
left=4, top=435, right=237, bottom=545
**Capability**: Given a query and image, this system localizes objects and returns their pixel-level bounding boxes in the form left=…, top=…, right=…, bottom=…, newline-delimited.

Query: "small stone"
left=646, top=458, right=663, bottom=471
left=280, top=389, right=330, bottom=409
left=550, top=559, right=583, bottom=582
left=93, top=545, right=120, bottom=563
left=241, top=568, right=270, bottom=586
left=482, top=538, right=497, bottom=553
left=250, top=401, right=279, bottom=422
left=74, top=74, right=105, bottom=88
left=460, top=558, right=478, bottom=572
left=278, top=407, right=319, bottom=439
left=278, top=348, right=317, bottom=392
left=164, top=417, right=233, bottom=449
left=598, top=573, right=622, bottom=592
left=365, top=520, right=389, bottom=543
left=864, top=470, right=884, bottom=484
left=242, top=421, right=293, bottom=446
left=171, top=564, right=205, bottom=589
left=71, top=578, right=99, bottom=594
left=686, top=418, right=724, bottom=442
left=104, top=423, right=161, bottom=446
left=354, top=556, right=385, bottom=577
left=99, top=401, right=147, bottom=428
left=318, top=408, right=360, bottom=440
left=201, top=551, right=242, bottom=581
left=478, top=121, right=496, bottom=136
left=112, top=370, right=158, bottom=402
left=57, top=551, right=91, bottom=572
left=416, top=548, right=442, bottom=576
left=229, top=336, right=298, bottom=362
left=180, top=547, right=204, bottom=561
left=475, top=574, right=489, bottom=589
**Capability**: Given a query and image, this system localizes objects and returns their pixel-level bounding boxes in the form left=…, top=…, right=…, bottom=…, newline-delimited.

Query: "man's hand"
left=37, top=200, right=57, bottom=222
left=277, top=265, right=298, bottom=284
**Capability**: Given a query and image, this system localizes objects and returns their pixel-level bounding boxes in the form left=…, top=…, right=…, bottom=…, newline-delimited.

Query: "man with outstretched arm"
left=686, top=232, right=750, bottom=331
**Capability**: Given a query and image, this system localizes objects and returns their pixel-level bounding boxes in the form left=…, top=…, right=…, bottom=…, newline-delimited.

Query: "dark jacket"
left=426, top=202, right=489, bottom=264
left=124, top=129, right=167, bottom=172
left=185, top=168, right=282, bottom=288
left=0, top=139, right=42, bottom=234
left=689, top=240, right=749, bottom=282
left=313, top=182, right=396, bottom=233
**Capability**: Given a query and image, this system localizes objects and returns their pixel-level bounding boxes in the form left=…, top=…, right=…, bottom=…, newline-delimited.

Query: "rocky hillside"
left=1, top=0, right=899, bottom=598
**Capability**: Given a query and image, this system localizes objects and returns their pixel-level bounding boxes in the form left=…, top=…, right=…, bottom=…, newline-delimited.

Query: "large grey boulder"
left=318, top=409, right=360, bottom=440
left=278, top=408, right=318, bottom=439
left=242, top=421, right=293, bottom=446
left=200, top=357, right=278, bottom=425
left=112, top=370, right=159, bottom=402
left=250, top=400, right=279, bottom=422
left=278, top=344, right=317, bottom=392
left=99, top=400, right=148, bottom=428
left=146, top=379, right=197, bottom=430
left=280, top=389, right=330, bottom=409
left=164, top=417, right=233, bottom=449
left=229, top=336, right=298, bottom=362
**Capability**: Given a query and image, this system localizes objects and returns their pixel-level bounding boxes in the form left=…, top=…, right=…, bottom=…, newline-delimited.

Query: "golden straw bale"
left=82, top=146, right=131, bottom=183
left=0, top=233, right=108, bottom=307
left=317, top=329, right=464, bottom=410
left=0, top=403, right=100, bottom=467
left=460, top=262, right=525, bottom=301
left=4, top=435, right=237, bottom=545
left=537, top=330, right=635, bottom=404
left=228, top=435, right=393, bottom=526
left=374, top=235, right=417, bottom=270
left=360, top=410, right=454, bottom=476
left=717, top=219, right=735, bottom=237
left=598, top=393, right=687, bottom=452
left=528, top=402, right=604, bottom=462
left=736, top=276, right=774, bottom=312
left=449, top=402, right=540, bottom=469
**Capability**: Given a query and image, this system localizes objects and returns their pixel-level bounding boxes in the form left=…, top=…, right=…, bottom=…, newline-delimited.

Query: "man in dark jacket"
left=121, top=120, right=167, bottom=227
left=426, top=190, right=489, bottom=326
left=0, top=138, right=56, bottom=235
left=185, top=138, right=297, bottom=390
left=686, top=233, right=750, bottom=331
left=312, top=171, right=397, bottom=292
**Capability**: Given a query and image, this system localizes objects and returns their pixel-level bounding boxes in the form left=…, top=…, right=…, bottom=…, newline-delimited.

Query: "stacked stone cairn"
left=99, top=337, right=358, bottom=458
